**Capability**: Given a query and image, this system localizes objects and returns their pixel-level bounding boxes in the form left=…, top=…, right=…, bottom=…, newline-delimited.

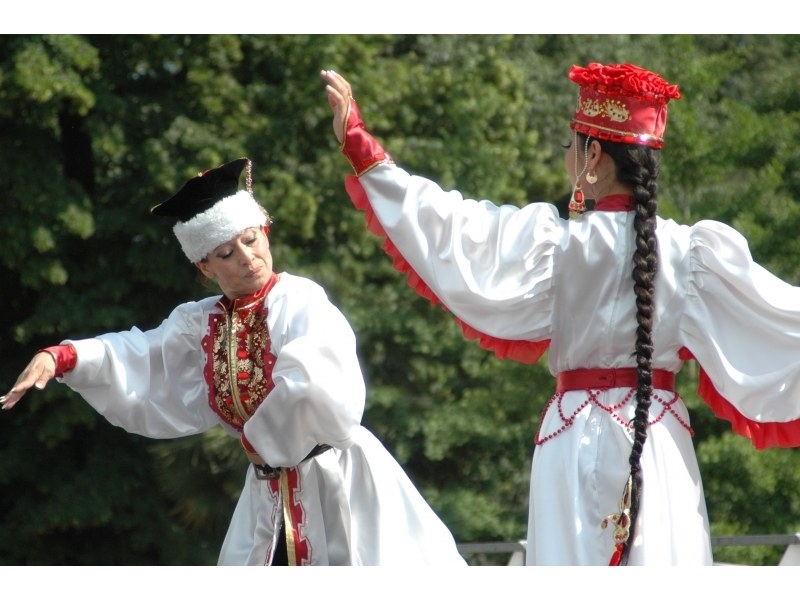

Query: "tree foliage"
left=2, top=34, right=800, bottom=565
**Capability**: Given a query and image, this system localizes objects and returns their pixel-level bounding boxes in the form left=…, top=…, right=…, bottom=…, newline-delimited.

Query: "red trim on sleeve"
left=679, top=346, right=800, bottom=449
left=341, top=99, right=392, bottom=176
left=345, top=175, right=550, bottom=366
left=39, top=344, right=77, bottom=378
left=696, top=367, right=800, bottom=449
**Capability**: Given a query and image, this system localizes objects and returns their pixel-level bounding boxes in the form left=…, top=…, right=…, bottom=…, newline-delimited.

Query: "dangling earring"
left=569, top=135, right=591, bottom=218
left=586, top=170, right=598, bottom=185
left=569, top=183, right=585, bottom=217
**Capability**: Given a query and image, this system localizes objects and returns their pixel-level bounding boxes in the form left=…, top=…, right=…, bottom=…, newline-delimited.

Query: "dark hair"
left=579, top=133, right=661, bottom=565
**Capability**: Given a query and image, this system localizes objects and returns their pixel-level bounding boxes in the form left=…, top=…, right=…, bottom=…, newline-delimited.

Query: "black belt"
left=253, top=444, right=333, bottom=480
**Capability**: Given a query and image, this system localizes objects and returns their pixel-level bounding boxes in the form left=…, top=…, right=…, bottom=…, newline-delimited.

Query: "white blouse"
left=353, top=163, right=800, bottom=448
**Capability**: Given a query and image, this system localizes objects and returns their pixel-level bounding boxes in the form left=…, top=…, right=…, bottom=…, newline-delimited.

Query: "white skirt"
left=218, top=425, right=467, bottom=566
left=528, top=388, right=713, bottom=565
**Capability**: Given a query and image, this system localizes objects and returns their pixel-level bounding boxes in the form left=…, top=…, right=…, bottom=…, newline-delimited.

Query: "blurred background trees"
left=1, top=34, right=799, bottom=565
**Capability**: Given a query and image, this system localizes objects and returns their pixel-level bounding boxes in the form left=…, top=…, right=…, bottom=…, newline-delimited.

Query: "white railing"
left=457, top=533, right=800, bottom=565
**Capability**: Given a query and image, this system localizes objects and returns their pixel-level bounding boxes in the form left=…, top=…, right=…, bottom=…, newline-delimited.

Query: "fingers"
left=1, top=353, right=56, bottom=411
left=2, top=377, right=45, bottom=410
left=320, top=68, right=347, bottom=91
left=1, top=385, right=28, bottom=410
left=320, top=69, right=353, bottom=104
left=321, top=69, right=353, bottom=145
left=1, top=392, right=21, bottom=410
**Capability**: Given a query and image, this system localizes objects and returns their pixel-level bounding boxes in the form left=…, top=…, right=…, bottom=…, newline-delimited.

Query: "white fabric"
left=60, top=272, right=465, bottom=566
left=356, top=162, right=800, bottom=565
left=172, top=190, right=268, bottom=262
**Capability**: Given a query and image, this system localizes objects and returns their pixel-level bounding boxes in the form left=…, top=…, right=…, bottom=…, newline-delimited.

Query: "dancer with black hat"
left=1, top=157, right=466, bottom=566
left=321, top=64, right=800, bottom=565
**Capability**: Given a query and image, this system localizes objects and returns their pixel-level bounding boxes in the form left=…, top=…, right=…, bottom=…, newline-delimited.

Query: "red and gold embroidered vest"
left=202, top=274, right=279, bottom=430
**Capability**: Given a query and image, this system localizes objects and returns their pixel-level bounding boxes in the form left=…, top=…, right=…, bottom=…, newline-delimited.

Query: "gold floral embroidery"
left=203, top=298, right=276, bottom=430
left=578, top=97, right=630, bottom=123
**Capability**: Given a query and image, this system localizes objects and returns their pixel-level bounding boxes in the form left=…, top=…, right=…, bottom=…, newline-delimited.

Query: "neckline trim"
left=594, top=194, right=635, bottom=212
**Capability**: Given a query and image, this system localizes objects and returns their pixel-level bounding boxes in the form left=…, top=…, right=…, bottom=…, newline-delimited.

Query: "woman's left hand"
left=321, top=69, right=354, bottom=145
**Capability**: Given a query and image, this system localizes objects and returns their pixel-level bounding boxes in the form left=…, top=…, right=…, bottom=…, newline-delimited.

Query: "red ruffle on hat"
left=569, top=63, right=681, bottom=149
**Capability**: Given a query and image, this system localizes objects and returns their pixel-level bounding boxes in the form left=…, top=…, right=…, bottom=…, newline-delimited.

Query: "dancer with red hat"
left=321, top=64, right=800, bottom=566
left=1, top=157, right=466, bottom=566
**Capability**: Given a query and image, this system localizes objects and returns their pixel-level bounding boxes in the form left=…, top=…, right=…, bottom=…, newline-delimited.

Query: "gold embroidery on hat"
left=604, top=100, right=629, bottom=122
left=578, top=98, right=630, bottom=123
left=581, top=98, right=603, bottom=117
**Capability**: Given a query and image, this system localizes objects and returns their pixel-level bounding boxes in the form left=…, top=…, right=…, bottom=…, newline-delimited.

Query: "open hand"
left=0, top=352, right=56, bottom=410
left=321, top=69, right=354, bottom=145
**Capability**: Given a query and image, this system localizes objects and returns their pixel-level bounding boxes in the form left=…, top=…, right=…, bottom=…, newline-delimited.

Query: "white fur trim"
left=172, top=190, right=268, bottom=262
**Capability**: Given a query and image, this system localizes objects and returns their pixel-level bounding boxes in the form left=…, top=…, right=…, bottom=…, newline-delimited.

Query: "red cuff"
left=38, top=344, right=77, bottom=378
left=342, top=98, right=392, bottom=176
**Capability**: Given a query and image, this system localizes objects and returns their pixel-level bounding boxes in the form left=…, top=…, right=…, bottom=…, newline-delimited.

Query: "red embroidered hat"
left=569, top=62, right=681, bottom=149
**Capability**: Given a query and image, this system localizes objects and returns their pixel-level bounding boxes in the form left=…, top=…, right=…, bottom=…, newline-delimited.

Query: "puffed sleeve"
left=60, top=300, right=222, bottom=438
left=680, top=219, right=800, bottom=448
left=346, top=164, right=563, bottom=364
left=242, top=276, right=366, bottom=467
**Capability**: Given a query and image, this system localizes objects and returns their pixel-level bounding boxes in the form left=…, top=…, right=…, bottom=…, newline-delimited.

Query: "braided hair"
left=579, top=133, right=661, bottom=565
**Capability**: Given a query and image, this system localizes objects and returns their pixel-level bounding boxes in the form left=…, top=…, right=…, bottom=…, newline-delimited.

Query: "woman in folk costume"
left=1, top=158, right=466, bottom=566
left=321, top=64, right=800, bottom=566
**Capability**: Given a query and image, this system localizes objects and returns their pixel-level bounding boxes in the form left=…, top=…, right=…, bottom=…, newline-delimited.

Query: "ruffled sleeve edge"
left=697, top=369, right=800, bottom=449
left=681, top=344, right=800, bottom=449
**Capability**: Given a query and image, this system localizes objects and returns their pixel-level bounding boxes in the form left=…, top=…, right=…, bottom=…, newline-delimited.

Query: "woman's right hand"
left=0, top=352, right=56, bottom=410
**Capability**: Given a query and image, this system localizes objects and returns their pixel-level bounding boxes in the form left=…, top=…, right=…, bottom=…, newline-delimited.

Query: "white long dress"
left=59, top=271, right=466, bottom=566
left=345, top=163, right=800, bottom=566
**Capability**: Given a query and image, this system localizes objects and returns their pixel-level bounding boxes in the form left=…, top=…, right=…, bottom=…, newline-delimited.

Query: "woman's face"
left=196, top=226, right=273, bottom=299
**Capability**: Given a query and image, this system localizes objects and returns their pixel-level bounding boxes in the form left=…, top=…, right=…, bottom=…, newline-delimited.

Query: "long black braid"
left=581, top=134, right=661, bottom=565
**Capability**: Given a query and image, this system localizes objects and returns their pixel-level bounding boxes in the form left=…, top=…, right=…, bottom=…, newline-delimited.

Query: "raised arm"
left=319, top=68, right=558, bottom=364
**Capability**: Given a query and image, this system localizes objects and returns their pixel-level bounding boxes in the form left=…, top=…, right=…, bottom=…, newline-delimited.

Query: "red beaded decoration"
left=534, top=389, right=692, bottom=445
left=568, top=186, right=586, bottom=217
